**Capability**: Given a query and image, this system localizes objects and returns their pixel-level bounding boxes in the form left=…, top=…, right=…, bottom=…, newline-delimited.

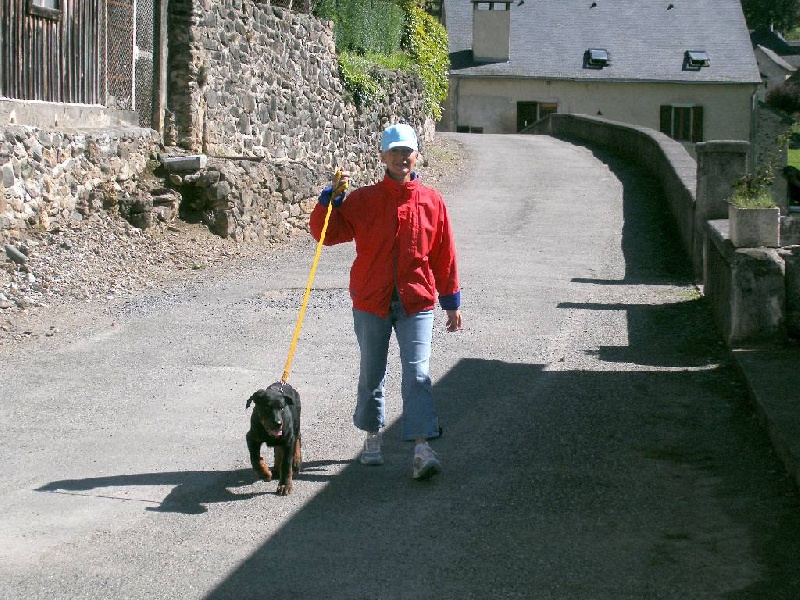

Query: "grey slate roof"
left=445, top=0, right=761, bottom=84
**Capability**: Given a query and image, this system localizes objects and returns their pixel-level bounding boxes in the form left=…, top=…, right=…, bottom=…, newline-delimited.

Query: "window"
left=584, top=48, right=610, bottom=69
left=660, top=105, right=704, bottom=143
left=28, top=0, right=61, bottom=20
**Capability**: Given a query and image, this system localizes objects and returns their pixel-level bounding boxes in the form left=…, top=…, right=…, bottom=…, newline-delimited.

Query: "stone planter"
left=728, top=204, right=781, bottom=248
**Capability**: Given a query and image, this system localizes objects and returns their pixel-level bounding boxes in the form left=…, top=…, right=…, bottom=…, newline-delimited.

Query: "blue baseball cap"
left=381, top=123, right=418, bottom=152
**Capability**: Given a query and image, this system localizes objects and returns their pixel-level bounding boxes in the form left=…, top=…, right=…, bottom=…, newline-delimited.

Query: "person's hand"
left=318, top=185, right=346, bottom=208
left=318, top=169, right=350, bottom=208
left=332, top=169, right=351, bottom=190
left=445, top=309, right=462, bottom=332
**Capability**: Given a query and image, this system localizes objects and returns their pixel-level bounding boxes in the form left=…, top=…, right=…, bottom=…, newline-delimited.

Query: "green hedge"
left=315, top=0, right=404, bottom=55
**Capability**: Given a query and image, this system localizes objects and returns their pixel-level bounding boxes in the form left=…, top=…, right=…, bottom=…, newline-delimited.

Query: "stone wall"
left=1, top=0, right=433, bottom=243
left=165, top=0, right=433, bottom=241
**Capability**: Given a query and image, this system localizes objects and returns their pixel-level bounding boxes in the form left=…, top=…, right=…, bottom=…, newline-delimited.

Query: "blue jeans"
left=352, top=300, right=440, bottom=441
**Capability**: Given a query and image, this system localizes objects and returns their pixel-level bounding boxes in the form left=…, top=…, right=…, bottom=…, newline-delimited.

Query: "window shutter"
left=692, top=106, right=704, bottom=142
left=659, top=105, right=672, bottom=136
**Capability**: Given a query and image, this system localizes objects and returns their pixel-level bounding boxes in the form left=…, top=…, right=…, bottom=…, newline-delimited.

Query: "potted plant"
left=728, top=138, right=784, bottom=248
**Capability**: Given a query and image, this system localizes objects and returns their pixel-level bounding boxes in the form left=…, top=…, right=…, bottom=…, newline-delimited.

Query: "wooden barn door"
left=0, top=0, right=105, bottom=104
left=0, top=0, right=160, bottom=129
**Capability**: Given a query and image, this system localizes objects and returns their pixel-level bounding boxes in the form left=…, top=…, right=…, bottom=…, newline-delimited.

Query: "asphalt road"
left=2, top=133, right=800, bottom=599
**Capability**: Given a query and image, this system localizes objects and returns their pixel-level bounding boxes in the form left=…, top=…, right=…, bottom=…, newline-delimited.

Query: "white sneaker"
left=360, top=431, right=384, bottom=465
left=412, top=442, right=441, bottom=480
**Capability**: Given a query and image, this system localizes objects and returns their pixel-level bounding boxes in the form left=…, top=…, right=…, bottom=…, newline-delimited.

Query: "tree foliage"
left=765, top=78, right=800, bottom=114
left=741, top=0, right=800, bottom=32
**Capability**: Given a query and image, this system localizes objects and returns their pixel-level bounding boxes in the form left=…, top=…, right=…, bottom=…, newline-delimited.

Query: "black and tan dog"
left=246, top=382, right=302, bottom=496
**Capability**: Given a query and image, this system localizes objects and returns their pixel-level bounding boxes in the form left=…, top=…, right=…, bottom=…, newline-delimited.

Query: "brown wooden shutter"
left=691, top=106, right=704, bottom=142
left=660, top=105, right=672, bottom=136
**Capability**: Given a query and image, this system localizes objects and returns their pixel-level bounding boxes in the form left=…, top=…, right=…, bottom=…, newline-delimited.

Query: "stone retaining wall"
left=165, top=0, right=432, bottom=241
left=0, top=126, right=160, bottom=234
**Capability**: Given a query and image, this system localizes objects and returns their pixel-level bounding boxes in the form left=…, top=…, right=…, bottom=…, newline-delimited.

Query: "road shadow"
left=201, top=357, right=800, bottom=598
left=568, top=141, right=695, bottom=286
left=559, top=298, right=723, bottom=367
left=560, top=143, right=723, bottom=368
left=200, top=144, right=800, bottom=598
left=35, top=461, right=349, bottom=514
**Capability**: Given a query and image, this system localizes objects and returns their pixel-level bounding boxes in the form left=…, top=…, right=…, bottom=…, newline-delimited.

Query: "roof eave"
left=448, top=72, right=762, bottom=85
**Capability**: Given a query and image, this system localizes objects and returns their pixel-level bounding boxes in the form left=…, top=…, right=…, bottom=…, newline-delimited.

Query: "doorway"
left=517, top=102, right=558, bottom=131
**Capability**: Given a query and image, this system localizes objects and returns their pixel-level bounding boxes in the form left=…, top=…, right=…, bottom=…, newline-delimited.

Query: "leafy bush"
left=316, top=0, right=450, bottom=120
left=337, top=53, right=387, bottom=106
left=766, top=81, right=800, bottom=116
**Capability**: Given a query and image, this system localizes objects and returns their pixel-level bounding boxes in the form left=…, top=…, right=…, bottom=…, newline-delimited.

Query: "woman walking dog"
left=310, top=121, right=462, bottom=480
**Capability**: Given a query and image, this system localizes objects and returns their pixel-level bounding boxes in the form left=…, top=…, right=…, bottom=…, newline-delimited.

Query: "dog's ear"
left=282, top=383, right=300, bottom=406
left=246, top=389, right=264, bottom=410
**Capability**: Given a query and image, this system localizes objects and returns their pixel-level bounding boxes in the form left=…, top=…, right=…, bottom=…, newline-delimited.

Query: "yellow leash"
left=281, top=170, right=348, bottom=384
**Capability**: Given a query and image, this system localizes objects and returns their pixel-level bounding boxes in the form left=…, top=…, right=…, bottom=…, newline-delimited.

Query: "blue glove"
left=318, top=185, right=346, bottom=208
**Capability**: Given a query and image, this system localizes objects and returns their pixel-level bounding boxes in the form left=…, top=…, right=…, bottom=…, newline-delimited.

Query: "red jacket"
left=310, top=173, right=460, bottom=318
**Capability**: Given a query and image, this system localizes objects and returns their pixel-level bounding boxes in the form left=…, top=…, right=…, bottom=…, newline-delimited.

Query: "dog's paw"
left=254, top=459, right=273, bottom=482
left=276, top=481, right=293, bottom=496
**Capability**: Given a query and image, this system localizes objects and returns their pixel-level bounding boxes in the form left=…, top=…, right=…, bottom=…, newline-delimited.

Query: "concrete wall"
left=0, top=100, right=138, bottom=130
left=705, top=221, right=787, bottom=345
left=444, top=77, right=756, bottom=145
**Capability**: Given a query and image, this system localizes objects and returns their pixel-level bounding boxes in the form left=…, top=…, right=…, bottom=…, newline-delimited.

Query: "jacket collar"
left=380, top=171, right=420, bottom=193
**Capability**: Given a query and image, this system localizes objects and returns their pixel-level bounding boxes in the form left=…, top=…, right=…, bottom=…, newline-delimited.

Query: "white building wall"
left=445, top=77, right=757, bottom=144
left=753, top=45, right=794, bottom=98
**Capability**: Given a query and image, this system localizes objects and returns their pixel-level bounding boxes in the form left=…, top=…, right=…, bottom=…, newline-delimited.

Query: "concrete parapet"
left=534, top=113, right=797, bottom=345
left=532, top=113, right=700, bottom=276
left=781, top=246, right=800, bottom=336
left=705, top=219, right=786, bottom=345
left=782, top=215, right=800, bottom=246
left=695, top=141, right=747, bottom=221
